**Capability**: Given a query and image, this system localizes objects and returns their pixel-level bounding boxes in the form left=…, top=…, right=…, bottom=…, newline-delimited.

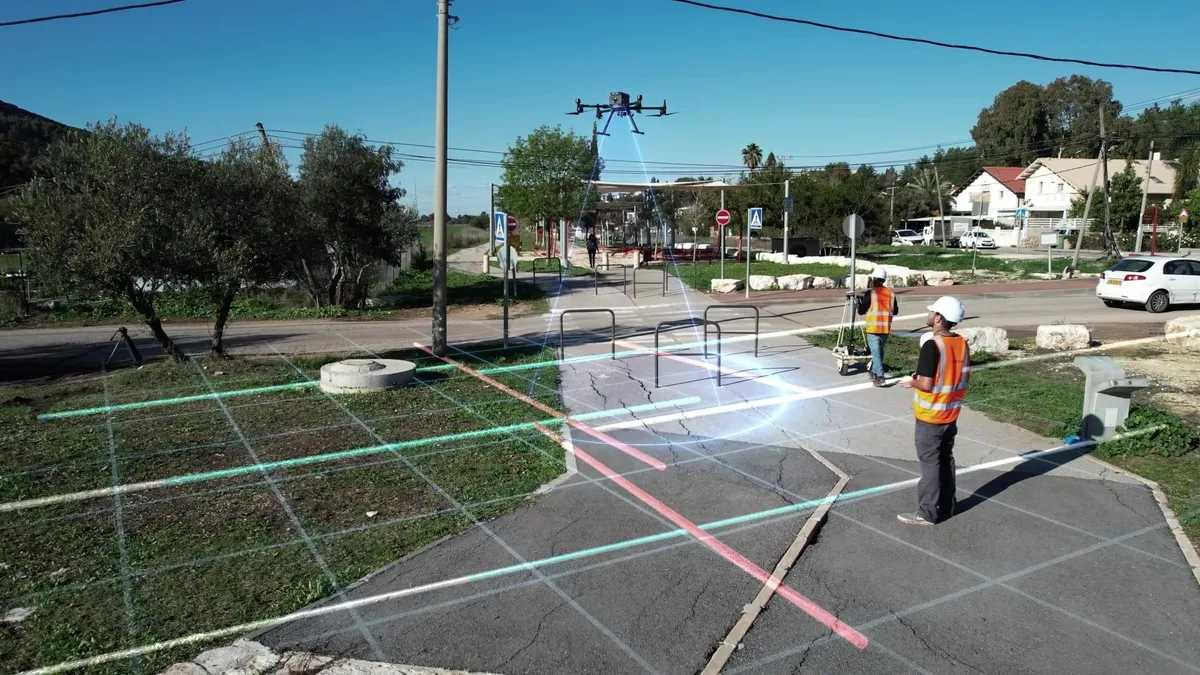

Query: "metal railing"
left=593, top=264, right=629, bottom=295
left=530, top=257, right=564, bottom=283
left=654, top=318, right=721, bottom=388
left=703, top=304, right=760, bottom=358
left=633, top=265, right=667, bottom=298
left=558, top=309, right=616, bottom=360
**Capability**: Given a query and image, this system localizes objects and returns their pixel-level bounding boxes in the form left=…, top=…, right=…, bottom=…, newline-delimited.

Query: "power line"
left=0, top=0, right=189, bottom=27
left=669, top=0, right=1200, bottom=76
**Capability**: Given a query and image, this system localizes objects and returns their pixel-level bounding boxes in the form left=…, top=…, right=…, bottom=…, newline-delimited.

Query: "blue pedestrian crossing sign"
left=494, top=211, right=507, bottom=245
left=748, top=207, right=764, bottom=230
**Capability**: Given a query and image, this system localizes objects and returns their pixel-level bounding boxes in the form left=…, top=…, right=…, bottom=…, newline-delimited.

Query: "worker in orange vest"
left=856, top=268, right=897, bottom=387
left=899, top=296, right=969, bottom=525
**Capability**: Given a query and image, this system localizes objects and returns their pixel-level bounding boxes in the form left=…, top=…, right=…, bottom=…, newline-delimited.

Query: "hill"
left=0, top=99, right=78, bottom=189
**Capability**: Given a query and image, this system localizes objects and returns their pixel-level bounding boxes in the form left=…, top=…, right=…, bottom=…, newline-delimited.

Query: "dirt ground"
left=1112, top=347, right=1200, bottom=423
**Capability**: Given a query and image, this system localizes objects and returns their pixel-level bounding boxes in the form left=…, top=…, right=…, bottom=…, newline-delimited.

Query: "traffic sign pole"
left=495, top=211, right=510, bottom=349
left=716, top=200, right=731, bottom=280
left=746, top=207, right=763, bottom=299
left=842, top=214, right=865, bottom=344
left=783, top=180, right=791, bottom=264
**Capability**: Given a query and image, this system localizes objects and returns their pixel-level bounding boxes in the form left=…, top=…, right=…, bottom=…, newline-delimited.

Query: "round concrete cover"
left=319, top=358, right=416, bottom=394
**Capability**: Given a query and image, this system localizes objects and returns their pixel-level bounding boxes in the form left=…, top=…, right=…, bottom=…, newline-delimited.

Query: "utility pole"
left=783, top=178, right=790, bottom=262
left=255, top=122, right=271, bottom=150
left=489, top=183, right=496, bottom=253
left=1071, top=146, right=1103, bottom=268
left=431, top=0, right=451, bottom=355
left=1134, top=141, right=1155, bottom=253
left=887, top=186, right=896, bottom=224
left=1099, top=108, right=1117, bottom=258
left=934, top=165, right=947, bottom=247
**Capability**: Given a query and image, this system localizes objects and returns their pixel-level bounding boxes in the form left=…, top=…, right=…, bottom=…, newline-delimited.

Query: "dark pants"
left=915, top=419, right=957, bottom=522
left=588, top=250, right=597, bottom=267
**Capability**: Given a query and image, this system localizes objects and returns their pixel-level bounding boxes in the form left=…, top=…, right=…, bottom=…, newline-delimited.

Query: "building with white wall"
left=949, top=167, right=1026, bottom=223
left=1017, top=157, right=1176, bottom=220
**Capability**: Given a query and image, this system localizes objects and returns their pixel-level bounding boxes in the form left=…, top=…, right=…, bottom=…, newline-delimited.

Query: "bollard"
left=1074, top=356, right=1148, bottom=441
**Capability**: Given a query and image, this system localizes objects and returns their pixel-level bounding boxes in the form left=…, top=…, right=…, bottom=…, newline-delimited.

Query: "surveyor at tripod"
left=899, top=296, right=969, bottom=525
left=855, top=267, right=897, bottom=387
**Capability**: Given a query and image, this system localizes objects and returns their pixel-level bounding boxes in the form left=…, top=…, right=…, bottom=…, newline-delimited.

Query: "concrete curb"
left=1083, top=455, right=1200, bottom=588
left=701, top=449, right=852, bottom=674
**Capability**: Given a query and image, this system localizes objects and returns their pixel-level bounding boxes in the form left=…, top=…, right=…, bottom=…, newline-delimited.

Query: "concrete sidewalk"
left=251, top=303, right=1199, bottom=674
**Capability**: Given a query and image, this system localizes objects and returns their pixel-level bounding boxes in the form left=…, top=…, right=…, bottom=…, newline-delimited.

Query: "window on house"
left=1057, top=183, right=1064, bottom=192
left=999, top=190, right=1005, bottom=199
left=1039, top=181, right=1044, bottom=194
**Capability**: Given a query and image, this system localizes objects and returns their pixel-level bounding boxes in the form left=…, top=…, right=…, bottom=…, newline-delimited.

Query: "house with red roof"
left=949, top=167, right=1026, bottom=224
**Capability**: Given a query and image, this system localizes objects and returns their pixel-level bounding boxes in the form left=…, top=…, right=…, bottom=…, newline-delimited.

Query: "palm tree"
left=742, top=143, right=763, bottom=173
left=907, top=168, right=952, bottom=216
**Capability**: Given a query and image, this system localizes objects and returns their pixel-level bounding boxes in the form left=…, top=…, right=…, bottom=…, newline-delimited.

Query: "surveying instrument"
left=833, top=214, right=871, bottom=376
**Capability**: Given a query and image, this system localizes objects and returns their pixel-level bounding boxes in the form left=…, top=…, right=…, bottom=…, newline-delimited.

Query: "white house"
left=949, top=167, right=1026, bottom=223
left=1017, top=156, right=1176, bottom=220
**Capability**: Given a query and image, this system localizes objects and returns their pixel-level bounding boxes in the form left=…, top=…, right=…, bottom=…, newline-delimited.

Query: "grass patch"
left=377, top=269, right=547, bottom=309
left=0, top=346, right=568, bottom=673
left=505, top=258, right=594, bottom=277
left=669, top=261, right=849, bottom=291
left=858, top=244, right=948, bottom=255
left=804, top=330, right=1200, bottom=543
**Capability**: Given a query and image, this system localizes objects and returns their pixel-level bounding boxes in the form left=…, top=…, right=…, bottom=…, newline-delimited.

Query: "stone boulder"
left=749, top=275, right=779, bottom=291
left=1165, top=315, right=1200, bottom=351
left=844, top=274, right=872, bottom=290
left=777, top=274, right=814, bottom=291
left=957, top=326, right=1009, bottom=354
left=710, top=278, right=744, bottom=293
left=192, top=640, right=280, bottom=675
left=810, top=276, right=839, bottom=290
left=923, top=270, right=955, bottom=287
left=1036, top=324, right=1091, bottom=351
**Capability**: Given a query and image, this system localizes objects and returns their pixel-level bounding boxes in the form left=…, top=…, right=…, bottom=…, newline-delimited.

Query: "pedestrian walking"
left=586, top=231, right=598, bottom=268
left=856, top=268, right=897, bottom=387
left=898, top=296, right=969, bottom=525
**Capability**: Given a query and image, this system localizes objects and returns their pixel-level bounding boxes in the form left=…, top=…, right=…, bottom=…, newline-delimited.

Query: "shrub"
left=1096, top=404, right=1199, bottom=459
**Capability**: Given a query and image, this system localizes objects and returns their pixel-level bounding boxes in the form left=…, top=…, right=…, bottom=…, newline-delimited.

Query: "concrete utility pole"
left=887, top=186, right=896, bottom=224
left=1072, top=146, right=1103, bottom=268
left=783, top=178, right=790, bottom=261
left=1134, top=141, right=1155, bottom=253
left=934, top=165, right=947, bottom=247
left=1099, top=108, right=1117, bottom=258
left=431, top=0, right=451, bottom=354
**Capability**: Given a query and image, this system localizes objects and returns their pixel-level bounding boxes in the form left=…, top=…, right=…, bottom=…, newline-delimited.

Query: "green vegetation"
left=860, top=251, right=1113, bottom=276
left=3, top=271, right=547, bottom=328
left=0, top=347, right=568, bottom=673
left=858, top=244, right=948, bottom=255
left=512, top=257, right=593, bottom=277
left=803, top=331, right=1199, bottom=542
left=670, top=261, right=849, bottom=291
left=417, top=224, right=490, bottom=253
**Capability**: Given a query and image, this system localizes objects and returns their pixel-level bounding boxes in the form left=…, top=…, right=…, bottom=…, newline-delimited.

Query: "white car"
left=959, top=230, right=997, bottom=249
left=891, top=229, right=922, bottom=246
left=1097, top=257, right=1200, bottom=313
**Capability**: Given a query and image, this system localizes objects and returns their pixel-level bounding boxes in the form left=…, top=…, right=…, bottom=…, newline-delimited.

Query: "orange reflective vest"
left=864, top=287, right=894, bottom=334
left=913, top=334, right=970, bottom=425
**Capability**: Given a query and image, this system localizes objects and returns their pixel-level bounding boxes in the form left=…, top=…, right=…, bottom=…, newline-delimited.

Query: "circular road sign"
left=715, top=209, right=731, bottom=226
left=842, top=214, right=865, bottom=239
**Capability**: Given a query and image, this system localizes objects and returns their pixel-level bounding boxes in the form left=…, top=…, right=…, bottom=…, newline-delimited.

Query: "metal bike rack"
left=530, top=257, right=563, bottom=284
left=703, top=304, right=761, bottom=358
left=559, top=309, right=616, bottom=361
left=592, top=263, right=629, bottom=295
left=633, top=265, right=667, bottom=298
left=654, top=318, right=721, bottom=388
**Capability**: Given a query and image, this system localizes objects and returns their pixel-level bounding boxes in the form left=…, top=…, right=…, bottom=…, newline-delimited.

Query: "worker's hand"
left=899, top=375, right=915, bottom=389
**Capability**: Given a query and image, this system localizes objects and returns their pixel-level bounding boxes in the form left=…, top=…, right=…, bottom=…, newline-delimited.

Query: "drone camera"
left=609, top=91, right=631, bottom=108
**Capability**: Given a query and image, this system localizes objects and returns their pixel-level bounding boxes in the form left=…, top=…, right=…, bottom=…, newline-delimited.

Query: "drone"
left=567, top=92, right=674, bottom=136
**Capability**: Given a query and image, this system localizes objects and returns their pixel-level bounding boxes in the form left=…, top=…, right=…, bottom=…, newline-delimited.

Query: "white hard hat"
left=871, top=267, right=887, bottom=280
left=927, top=296, right=965, bottom=324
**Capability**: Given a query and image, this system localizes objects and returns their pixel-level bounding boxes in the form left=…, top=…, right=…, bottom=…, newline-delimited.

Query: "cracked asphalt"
left=111, top=274, right=1200, bottom=673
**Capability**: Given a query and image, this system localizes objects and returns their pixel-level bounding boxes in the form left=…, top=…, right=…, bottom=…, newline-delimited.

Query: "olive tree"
left=12, top=120, right=206, bottom=361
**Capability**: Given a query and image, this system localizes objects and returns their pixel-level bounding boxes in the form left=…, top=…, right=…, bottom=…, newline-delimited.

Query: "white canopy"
left=586, top=179, right=735, bottom=193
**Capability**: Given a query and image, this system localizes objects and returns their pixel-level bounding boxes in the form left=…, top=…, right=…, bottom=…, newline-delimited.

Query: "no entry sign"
left=715, top=209, right=731, bottom=226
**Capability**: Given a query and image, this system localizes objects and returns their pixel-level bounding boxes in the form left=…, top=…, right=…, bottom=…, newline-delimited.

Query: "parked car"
left=891, top=229, right=923, bottom=246
left=1096, top=257, right=1200, bottom=313
left=959, top=230, right=997, bottom=250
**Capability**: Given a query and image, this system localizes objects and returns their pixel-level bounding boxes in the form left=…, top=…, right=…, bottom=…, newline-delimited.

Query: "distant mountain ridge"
left=0, top=100, right=78, bottom=188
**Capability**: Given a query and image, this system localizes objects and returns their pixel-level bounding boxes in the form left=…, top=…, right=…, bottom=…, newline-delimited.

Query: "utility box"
left=1074, top=356, right=1148, bottom=441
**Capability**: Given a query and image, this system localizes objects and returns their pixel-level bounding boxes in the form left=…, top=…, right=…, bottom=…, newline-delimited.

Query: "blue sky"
left=4, top=0, right=1199, bottom=214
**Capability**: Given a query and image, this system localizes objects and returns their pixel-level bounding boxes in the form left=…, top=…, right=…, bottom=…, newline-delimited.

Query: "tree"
left=294, top=125, right=418, bottom=309
left=11, top=120, right=206, bottom=360
left=906, top=168, right=951, bottom=216
left=1068, top=164, right=1143, bottom=231
left=741, top=143, right=763, bottom=173
left=971, top=81, right=1052, bottom=166
left=496, top=125, right=601, bottom=238
left=201, top=139, right=299, bottom=355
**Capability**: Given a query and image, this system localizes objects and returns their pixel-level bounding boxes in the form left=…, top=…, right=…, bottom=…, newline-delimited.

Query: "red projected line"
left=531, top=422, right=867, bottom=649
left=413, top=343, right=665, bottom=471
